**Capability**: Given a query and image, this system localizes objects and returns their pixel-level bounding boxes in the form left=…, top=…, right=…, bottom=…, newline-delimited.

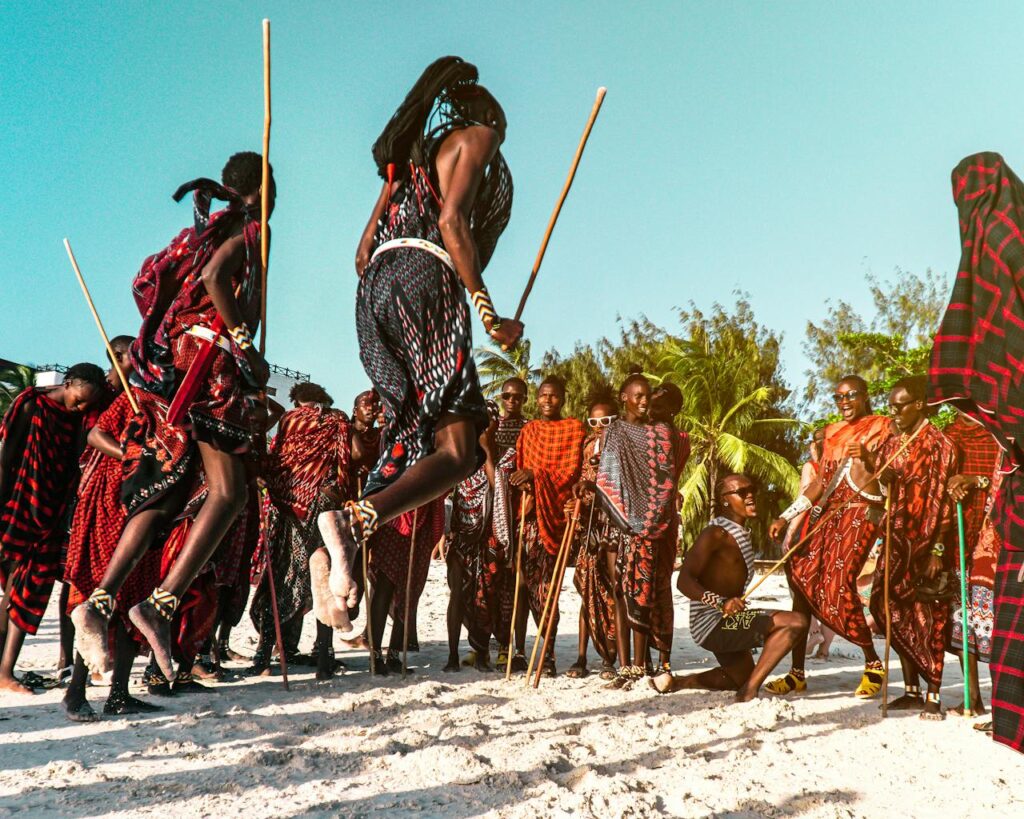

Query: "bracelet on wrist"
left=931, top=543, right=945, bottom=558
left=700, top=590, right=727, bottom=611
left=228, top=322, right=253, bottom=352
left=470, top=287, right=498, bottom=329
left=780, top=495, right=812, bottom=523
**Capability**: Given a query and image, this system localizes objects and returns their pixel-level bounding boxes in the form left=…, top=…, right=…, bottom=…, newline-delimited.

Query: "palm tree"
left=655, top=325, right=802, bottom=549
left=0, top=365, right=36, bottom=417
left=474, top=339, right=540, bottom=398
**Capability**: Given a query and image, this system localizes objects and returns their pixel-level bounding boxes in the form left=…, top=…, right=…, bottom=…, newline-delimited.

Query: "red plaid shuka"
left=868, top=423, right=957, bottom=687
left=264, top=406, right=351, bottom=522
left=129, top=179, right=262, bottom=453
left=944, top=415, right=1002, bottom=547
left=65, top=391, right=163, bottom=640
left=516, top=418, right=585, bottom=555
left=927, top=153, right=1024, bottom=752
left=0, top=389, right=84, bottom=633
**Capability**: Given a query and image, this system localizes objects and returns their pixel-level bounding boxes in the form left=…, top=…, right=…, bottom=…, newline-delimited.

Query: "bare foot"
left=129, top=601, right=174, bottom=682
left=104, top=692, right=163, bottom=716
left=317, top=510, right=358, bottom=607
left=565, top=659, right=589, bottom=679
left=340, top=632, right=369, bottom=650
left=0, top=675, right=36, bottom=695
left=474, top=651, right=493, bottom=672
left=71, top=603, right=111, bottom=674
left=920, top=700, right=945, bottom=721
left=443, top=655, right=461, bottom=673
left=884, top=693, right=924, bottom=711
left=734, top=685, right=759, bottom=703
left=951, top=700, right=987, bottom=717
left=62, top=693, right=99, bottom=722
left=310, top=549, right=353, bottom=630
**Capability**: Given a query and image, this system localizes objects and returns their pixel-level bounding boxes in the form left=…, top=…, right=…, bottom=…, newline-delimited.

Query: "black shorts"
left=699, top=610, right=774, bottom=664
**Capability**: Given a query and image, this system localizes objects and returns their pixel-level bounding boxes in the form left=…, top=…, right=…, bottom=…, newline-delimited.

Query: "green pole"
left=956, top=501, right=971, bottom=716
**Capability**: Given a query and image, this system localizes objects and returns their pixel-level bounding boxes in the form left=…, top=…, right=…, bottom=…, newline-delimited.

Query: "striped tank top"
left=688, top=516, right=755, bottom=647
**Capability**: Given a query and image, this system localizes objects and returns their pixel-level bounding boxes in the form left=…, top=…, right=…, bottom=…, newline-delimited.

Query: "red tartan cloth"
left=0, top=389, right=83, bottom=633
left=129, top=183, right=262, bottom=451
left=944, top=415, right=1001, bottom=550
left=868, top=423, right=958, bottom=687
left=517, top=419, right=585, bottom=555
left=65, top=392, right=162, bottom=633
left=264, top=406, right=351, bottom=522
left=992, top=549, right=1024, bottom=752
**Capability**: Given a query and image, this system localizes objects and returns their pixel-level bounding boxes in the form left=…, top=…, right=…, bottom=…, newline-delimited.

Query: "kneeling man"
left=651, top=474, right=807, bottom=702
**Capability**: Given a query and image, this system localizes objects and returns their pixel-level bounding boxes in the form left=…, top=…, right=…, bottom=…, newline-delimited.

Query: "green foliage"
left=475, top=339, right=541, bottom=398
left=0, top=365, right=35, bottom=418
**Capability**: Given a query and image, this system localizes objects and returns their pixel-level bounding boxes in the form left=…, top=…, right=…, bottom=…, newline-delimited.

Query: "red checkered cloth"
left=991, top=549, right=1024, bottom=752
left=516, top=418, right=585, bottom=555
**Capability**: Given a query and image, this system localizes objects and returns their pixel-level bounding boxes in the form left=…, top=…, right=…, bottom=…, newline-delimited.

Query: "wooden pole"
left=525, top=501, right=580, bottom=685
left=512, top=87, right=607, bottom=323
left=63, top=239, right=139, bottom=414
left=402, top=506, right=419, bottom=677
left=532, top=501, right=581, bottom=689
left=258, top=18, right=271, bottom=355
left=881, top=490, right=893, bottom=717
left=505, top=501, right=529, bottom=680
left=359, top=478, right=376, bottom=676
left=743, top=420, right=928, bottom=601
left=265, top=537, right=290, bottom=691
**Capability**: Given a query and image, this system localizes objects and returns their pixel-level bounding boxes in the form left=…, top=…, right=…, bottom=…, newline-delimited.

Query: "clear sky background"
left=3, top=2, right=1024, bottom=411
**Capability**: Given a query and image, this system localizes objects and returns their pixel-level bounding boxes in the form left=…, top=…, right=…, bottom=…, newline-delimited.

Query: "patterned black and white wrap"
left=689, top=516, right=755, bottom=647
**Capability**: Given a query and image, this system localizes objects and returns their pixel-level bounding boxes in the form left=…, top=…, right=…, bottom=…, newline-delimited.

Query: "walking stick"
left=505, top=501, right=529, bottom=680
left=532, top=501, right=582, bottom=689
left=881, top=490, right=893, bottom=717
left=63, top=239, right=139, bottom=414
left=524, top=518, right=571, bottom=684
left=258, top=18, right=271, bottom=355
left=265, top=538, right=289, bottom=691
left=956, top=501, right=972, bottom=717
left=743, top=420, right=928, bottom=601
left=358, top=478, right=376, bottom=676
left=402, top=506, right=419, bottom=678
left=512, top=87, right=607, bottom=325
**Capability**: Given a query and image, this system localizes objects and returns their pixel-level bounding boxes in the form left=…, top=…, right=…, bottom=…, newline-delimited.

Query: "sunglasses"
left=833, top=390, right=862, bottom=404
left=501, top=392, right=525, bottom=401
left=721, top=487, right=756, bottom=500
left=587, top=415, right=618, bottom=428
left=888, top=398, right=920, bottom=414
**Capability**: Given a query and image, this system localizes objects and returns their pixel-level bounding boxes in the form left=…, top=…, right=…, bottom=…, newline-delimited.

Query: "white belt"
left=186, top=325, right=232, bottom=353
left=370, top=237, right=454, bottom=271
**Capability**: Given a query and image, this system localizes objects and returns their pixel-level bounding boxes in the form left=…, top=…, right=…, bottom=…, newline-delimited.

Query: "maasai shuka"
left=927, top=153, right=1024, bottom=752
left=596, top=420, right=676, bottom=540
left=868, top=422, right=957, bottom=688
left=943, top=415, right=1001, bottom=547
left=264, top=406, right=351, bottom=522
left=369, top=497, right=446, bottom=616
left=516, top=418, right=585, bottom=555
left=0, top=389, right=84, bottom=633
left=129, top=179, right=262, bottom=451
left=65, top=391, right=162, bottom=644
left=787, top=414, right=893, bottom=646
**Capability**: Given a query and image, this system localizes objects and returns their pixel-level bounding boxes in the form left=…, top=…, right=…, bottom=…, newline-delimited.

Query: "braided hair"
left=372, top=56, right=513, bottom=269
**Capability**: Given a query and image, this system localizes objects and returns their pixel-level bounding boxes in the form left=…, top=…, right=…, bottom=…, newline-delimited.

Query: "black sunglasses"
left=721, top=487, right=756, bottom=500
left=501, top=392, right=525, bottom=401
left=833, top=390, right=862, bottom=404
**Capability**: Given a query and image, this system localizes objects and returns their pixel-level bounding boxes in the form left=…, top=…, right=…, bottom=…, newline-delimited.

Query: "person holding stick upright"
left=766, top=375, right=893, bottom=698
left=866, top=376, right=957, bottom=720
left=72, top=152, right=274, bottom=682
left=318, top=56, right=521, bottom=618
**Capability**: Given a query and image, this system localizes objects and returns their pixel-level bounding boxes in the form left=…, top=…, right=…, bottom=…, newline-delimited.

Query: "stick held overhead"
left=258, top=18, right=271, bottom=356
left=512, top=87, right=607, bottom=324
left=63, top=238, right=139, bottom=414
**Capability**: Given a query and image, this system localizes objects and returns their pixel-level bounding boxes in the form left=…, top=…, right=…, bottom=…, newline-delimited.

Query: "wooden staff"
left=63, top=239, right=139, bottom=413
left=505, top=501, right=529, bottom=680
left=402, top=506, right=419, bottom=677
left=512, top=87, right=607, bottom=323
left=265, top=536, right=290, bottom=691
left=881, top=489, right=893, bottom=717
left=531, top=501, right=582, bottom=689
left=258, top=18, right=271, bottom=355
left=358, top=478, right=376, bottom=676
left=743, top=420, right=928, bottom=601
left=525, top=500, right=580, bottom=684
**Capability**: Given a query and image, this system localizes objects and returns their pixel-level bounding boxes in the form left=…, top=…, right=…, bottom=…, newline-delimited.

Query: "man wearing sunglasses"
left=495, top=377, right=529, bottom=457
left=866, top=376, right=957, bottom=720
left=767, top=375, right=893, bottom=698
left=651, top=474, right=808, bottom=700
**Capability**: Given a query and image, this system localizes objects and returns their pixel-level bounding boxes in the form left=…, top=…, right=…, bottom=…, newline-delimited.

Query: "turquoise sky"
left=3, top=2, right=1023, bottom=410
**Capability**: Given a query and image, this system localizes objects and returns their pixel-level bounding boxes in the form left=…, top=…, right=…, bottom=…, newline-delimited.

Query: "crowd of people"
left=1, top=56, right=1023, bottom=762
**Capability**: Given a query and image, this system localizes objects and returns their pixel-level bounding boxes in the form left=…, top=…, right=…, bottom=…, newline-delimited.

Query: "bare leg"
left=567, top=609, right=590, bottom=678
left=315, top=620, right=335, bottom=681
left=58, top=584, right=73, bottom=671
left=607, top=548, right=630, bottom=668
left=62, top=654, right=97, bottom=721
left=104, top=620, right=161, bottom=715
left=788, top=584, right=813, bottom=671
left=131, top=443, right=248, bottom=680
left=368, top=575, right=395, bottom=675
left=736, top=612, right=808, bottom=702
left=887, top=655, right=925, bottom=710
left=651, top=657, right=752, bottom=694
left=949, top=649, right=986, bottom=715
left=0, top=620, right=31, bottom=694
left=445, top=555, right=464, bottom=672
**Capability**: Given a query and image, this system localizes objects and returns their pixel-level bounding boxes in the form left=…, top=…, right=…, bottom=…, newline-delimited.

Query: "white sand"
left=1, top=570, right=1019, bottom=818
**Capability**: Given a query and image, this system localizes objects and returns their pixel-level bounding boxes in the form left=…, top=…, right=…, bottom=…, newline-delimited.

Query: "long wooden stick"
left=358, top=478, right=375, bottom=676
left=402, top=506, right=419, bottom=677
left=532, top=501, right=582, bottom=689
left=63, top=239, right=139, bottom=414
left=512, top=87, right=607, bottom=323
left=258, top=18, right=271, bottom=355
left=265, top=537, right=290, bottom=691
left=505, top=501, right=529, bottom=680
left=881, top=490, right=893, bottom=717
left=525, top=501, right=580, bottom=685
left=743, top=420, right=928, bottom=601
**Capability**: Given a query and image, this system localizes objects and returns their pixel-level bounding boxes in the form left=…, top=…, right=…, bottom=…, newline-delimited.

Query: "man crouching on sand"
left=650, top=474, right=807, bottom=702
